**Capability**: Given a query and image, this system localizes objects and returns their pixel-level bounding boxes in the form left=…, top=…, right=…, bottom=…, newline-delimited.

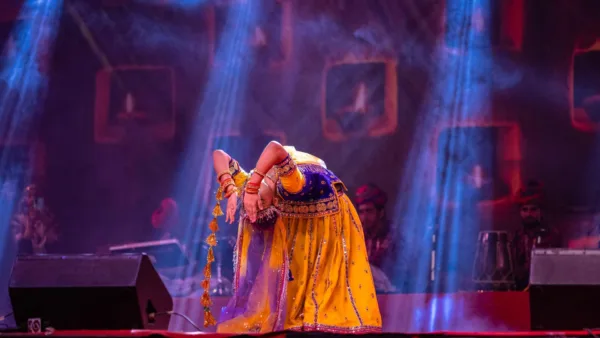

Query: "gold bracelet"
left=252, top=168, right=266, bottom=178
left=275, top=155, right=296, bottom=177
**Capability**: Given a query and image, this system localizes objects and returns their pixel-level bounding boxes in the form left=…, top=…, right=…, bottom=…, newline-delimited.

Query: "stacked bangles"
left=244, top=168, right=266, bottom=195
left=217, top=170, right=238, bottom=198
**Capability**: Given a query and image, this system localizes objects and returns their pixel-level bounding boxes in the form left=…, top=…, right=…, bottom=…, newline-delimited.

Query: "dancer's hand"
left=225, top=193, right=237, bottom=224
left=243, top=193, right=263, bottom=223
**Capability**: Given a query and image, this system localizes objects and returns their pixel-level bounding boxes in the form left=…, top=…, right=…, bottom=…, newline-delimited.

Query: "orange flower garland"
left=201, top=185, right=223, bottom=327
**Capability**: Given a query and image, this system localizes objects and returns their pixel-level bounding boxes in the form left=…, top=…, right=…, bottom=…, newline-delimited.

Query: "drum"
left=472, top=231, right=515, bottom=290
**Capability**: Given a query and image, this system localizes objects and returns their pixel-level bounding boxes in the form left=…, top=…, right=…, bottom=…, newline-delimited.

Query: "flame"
left=125, top=92, right=135, bottom=113
left=352, top=82, right=368, bottom=113
left=472, top=164, right=484, bottom=188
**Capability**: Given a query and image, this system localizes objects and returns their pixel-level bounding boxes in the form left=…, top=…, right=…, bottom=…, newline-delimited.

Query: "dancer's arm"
left=212, top=149, right=245, bottom=223
left=212, top=149, right=232, bottom=181
left=244, top=141, right=305, bottom=221
left=249, top=141, right=304, bottom=191
left=213, top=150, right=249, bottom=189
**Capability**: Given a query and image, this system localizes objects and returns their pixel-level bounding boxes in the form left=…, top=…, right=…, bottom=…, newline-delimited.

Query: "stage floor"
left=1, top=330, right=600, bottom=338
left=170, top=292, right=531, bottom=333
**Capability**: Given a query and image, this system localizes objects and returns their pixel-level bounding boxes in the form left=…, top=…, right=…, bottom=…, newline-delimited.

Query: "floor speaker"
left=529, top=248, right=600, bottom=330
left=9, top=254, right=172, bottom=331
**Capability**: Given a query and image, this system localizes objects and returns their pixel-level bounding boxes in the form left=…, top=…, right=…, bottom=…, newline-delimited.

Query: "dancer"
left=210, top=141, right=381, bottom=333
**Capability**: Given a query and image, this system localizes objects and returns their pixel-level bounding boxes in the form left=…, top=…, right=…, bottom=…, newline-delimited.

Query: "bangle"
left=220, top=177, right=234, bottom=188
left=246, top=182, right=260, bottom=189
left=223, top=182, right=235, bottom=193
left=224, top=186, right=238, bottom=198
left=217, top=170, right=231, bottom=182
left=252, top=169, right=266, bottom=178
left=275, top=155, right=296, bottom=177
left=245, top=183, right=259, bottom=195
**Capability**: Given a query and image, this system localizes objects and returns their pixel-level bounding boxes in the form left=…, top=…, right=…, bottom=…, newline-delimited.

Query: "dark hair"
left=239, top=206, right=280, bottom=230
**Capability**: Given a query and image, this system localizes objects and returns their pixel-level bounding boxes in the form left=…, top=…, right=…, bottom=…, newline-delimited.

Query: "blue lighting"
left=172, top=1, right=261, bottom=276
left=391, top=0, right=494, bottom=331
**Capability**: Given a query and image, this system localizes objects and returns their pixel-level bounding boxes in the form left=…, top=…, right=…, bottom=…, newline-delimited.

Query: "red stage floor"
left=0, top=292, right=544, bottom=337
left=1, top=330, right=600, bottom=338
left=170, top=292, right=531, bottom=333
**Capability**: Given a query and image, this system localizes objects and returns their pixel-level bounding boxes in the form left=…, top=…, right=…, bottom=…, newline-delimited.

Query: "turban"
left=152, top=198, right=179, bottom=229
left=514, top=180, right=545, bottom=207
left=355, top=183, right=388, bottom=209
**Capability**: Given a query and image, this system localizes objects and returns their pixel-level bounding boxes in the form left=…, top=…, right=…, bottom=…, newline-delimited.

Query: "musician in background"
left=151, top=197, right=179, bottom=240
left=355, top=183, right=397, bottom=293
left=148, top=197, right=198, bottom=296
left=11, top=185, right=58, bottom=255
left=512, top=180, right=561, bottom=290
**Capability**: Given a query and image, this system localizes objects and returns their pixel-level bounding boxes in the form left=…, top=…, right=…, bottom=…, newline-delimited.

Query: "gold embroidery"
left=333, top=214, right=338, bottom=236
left=229, top=159, right=249, bottom=188
left=347, top=205, right=362, bottom=233
left=341, top=226, right=363, bottom=326
left=275, top=155, right=297, bottom=177
left=312, top=235, right=324, bottom=325
left=287, top=323, right=381, bottom=334
left=277, top=195, right=340, bottom=218
left=289, top=226, right=299, bottom=266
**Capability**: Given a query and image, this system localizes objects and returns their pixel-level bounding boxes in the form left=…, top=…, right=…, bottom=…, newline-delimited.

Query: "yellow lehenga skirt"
left=217, top=194, right=382, bottom=333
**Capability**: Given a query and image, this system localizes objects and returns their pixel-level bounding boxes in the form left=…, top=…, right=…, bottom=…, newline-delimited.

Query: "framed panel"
left=207, top=0, right=293, bottom=68
left=434, top=121, right=521, bottom=206
left=321, top=57, right=397, bottom=142
left=570, top=39, right=600, bottom=132
left=94, top=65, right=176, bottom=144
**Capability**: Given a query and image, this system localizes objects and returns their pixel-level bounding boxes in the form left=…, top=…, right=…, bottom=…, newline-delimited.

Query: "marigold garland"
left=201, top=186, right=223, bottom=327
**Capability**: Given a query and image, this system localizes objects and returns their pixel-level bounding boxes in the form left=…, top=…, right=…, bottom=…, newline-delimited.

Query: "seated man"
left=512, top=180, right=561, bottom=290
left=355, top=183, right=397, bottom=293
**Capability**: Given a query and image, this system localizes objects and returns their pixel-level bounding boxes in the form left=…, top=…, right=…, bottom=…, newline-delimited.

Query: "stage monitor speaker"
left=529, top=248, right=600, bottom=330
left=9, top=254, right=173, bottom=331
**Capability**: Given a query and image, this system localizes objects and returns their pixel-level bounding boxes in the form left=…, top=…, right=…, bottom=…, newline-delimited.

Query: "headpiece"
left=514, top=179, right=545, bottom=207
left=355, top=183, right=388, bottom=209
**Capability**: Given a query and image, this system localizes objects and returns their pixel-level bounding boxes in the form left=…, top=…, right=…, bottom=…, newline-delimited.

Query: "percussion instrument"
left=472, top=231, right=515, bottom=290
